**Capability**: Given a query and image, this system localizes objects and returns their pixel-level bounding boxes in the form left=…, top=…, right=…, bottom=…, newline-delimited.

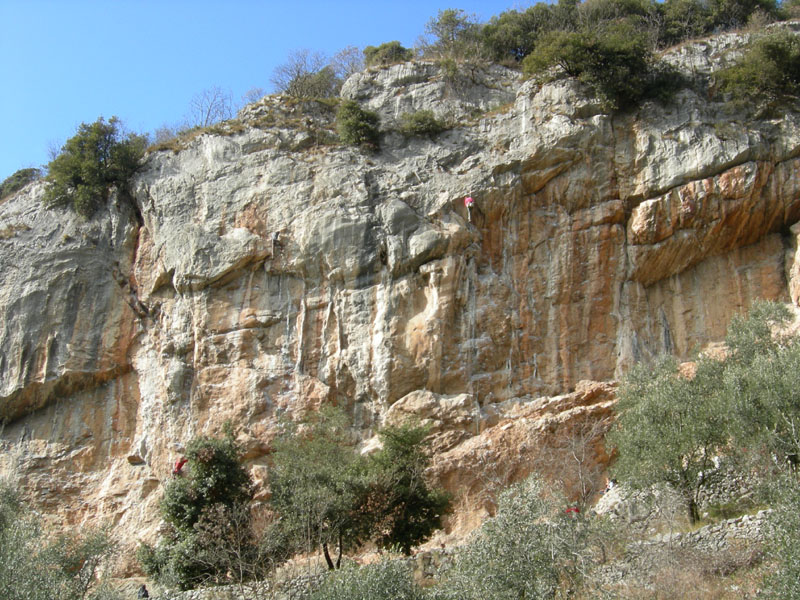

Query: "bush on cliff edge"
left=43, top=116, right=147, bottom=218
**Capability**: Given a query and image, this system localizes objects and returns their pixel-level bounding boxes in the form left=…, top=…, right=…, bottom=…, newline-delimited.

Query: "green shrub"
left=311, top=560, right=425, bottom=600
left=658, top=0, right=714, bottom=46
left=422, top=9, right=484, bottom=60
left=398, top=110, right=447, bottom=137
left=268, top=409, right=371, bottom=571
left=523, top=20, right=682, bottom=109
left=286, top=65, right=341, bottom=99
left=0, top=168, right=42, bottom=201
left=138, top=431, right=257, bottom=590
left=0, top=479, right=118, bottom=600
left=608, top=354, right=730, bottom=524
left=761, top=482, right=800, bottom=597
left=364, top=41, right=415, bottom=67
left=709, top=0, right=779, bottom=29
left=336, top=100, right=380, bottom=148
left=434, top=474, right=585, bottom=600
left=269, top=412, right=450, bottom=569
left=717, top=30, right=800, bottom=108
left=481, top=7, right=548, bottom=63
left=43, top=117, right=147, bottom=218
left=365, top=425, right=451, bottom=556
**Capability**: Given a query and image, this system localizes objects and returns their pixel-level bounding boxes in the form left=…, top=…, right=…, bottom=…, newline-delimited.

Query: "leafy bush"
left=272, top=49, right=346, bottom=99
left=709, top=0, right=779, bottom=29
left=138, top=431, right=256, bottom=590
left=269, top=412, right=450, bottom=568
left=523, top=20, right=682, bottom=109
left=658, top=0, right=714, bottom=46
left=336, top=100, right=380, bottom=148
left=481, top=7, right=550, bottom=63
left=43, top=117, right=146, bottom=218
left=434, top=474, right=585, bottom=600
left=268, top=409, right=371, bottom=570
left=761, top=482, right=800, bottom=598
left=717, top=30, right=800, bottom=108
left=310, top=560, right=425, bottom=600
left=0, top=168, right=41, bottom=201
left=364, top=41, right=415, bottom=67
left=608, top=354, right=729, bottom=524
left=0, top=480, right=118, bottom=600
left=365, top=425, right=451, bottom=555
left=398, top=110, right=447, bottom=137
left=422, top=9, right=484, bottom=60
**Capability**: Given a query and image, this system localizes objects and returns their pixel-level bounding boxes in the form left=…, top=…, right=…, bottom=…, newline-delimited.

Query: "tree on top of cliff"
left=717, top=30, right=800, bottom=111
left=420, top=9, right=484, bottom=61
left=522, top=18, right=682, bottom=110
left=0, top=167, right=42, bottom=202
left=271, top=49, right=357, bottom=99
left=43, top=116, right=147, bottom=218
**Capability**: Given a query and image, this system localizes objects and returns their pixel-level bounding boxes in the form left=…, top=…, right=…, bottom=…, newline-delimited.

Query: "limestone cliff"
left=2, top=28, right=800, bottom=573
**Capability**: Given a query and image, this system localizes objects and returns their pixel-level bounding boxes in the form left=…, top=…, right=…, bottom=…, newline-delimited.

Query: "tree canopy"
left=43, top=117, right=146, bottom=218
left=268, top=411, right=450, bottom=568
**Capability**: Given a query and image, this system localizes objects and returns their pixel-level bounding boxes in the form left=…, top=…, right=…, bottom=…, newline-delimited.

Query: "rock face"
left=2, top=29, right=800, bottom=573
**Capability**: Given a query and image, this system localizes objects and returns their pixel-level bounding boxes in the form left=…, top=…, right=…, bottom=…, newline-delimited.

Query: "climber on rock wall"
left=172, top=456, right=187, bottom=476
left=464, top=196, right=475, bottom=222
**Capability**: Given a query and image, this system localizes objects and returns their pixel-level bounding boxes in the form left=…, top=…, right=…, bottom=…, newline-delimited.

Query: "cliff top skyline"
left=0, top=0, right=517, bottom=180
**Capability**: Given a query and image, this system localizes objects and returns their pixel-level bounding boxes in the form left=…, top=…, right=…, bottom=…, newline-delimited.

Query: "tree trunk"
left=335, top=531, right=343, bottom=569
left=687, top=497, right=699, bottom=525
left=322, top=542, right=335, bottom=570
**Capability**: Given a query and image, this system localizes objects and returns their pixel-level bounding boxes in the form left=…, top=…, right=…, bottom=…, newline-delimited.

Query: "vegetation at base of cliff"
left=43, top=117, right=147, bottom=218
left=310, top=560, right=425, bottom=600
left=293, top=302, right=800, bottom=598
left=0, top=480, right=120, bottom=600
left=609, top=300, right=800, bottom=525
left=268, top=411, right=450, bottom=569
left=139, top=414, right=449, bottom=591
left=607, top=300, right=800, bottom=595
left=137, top=429, right=258, bottom=590
left=0, top=167, right=42, bottom=201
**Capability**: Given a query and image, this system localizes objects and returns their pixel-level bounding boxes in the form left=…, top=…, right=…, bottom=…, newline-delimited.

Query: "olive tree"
left=435, top=474, right=586, bottom=600
left=608, top=355, right=729, bottom=524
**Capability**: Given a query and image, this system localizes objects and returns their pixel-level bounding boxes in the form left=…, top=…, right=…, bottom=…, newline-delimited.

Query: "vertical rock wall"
left=1, top=31, right=800, bottom=570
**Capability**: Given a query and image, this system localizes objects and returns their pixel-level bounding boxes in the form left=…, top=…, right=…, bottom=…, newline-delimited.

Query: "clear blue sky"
left=0, top=0, right=527, bottom=180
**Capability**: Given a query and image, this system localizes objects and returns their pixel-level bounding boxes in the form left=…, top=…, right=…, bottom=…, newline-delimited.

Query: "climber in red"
left=464, top=196, right=475, bottom=221
left=172, top=456, right=188, bottom=476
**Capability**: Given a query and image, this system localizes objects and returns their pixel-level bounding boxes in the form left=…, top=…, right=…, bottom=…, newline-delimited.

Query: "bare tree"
left=187, top=86, right=233, bottom=128
left=271, top=49, right=327, bottom=94
left=532, top=413, right=612, bottom=510
left=242, top=87, right=267, bottom=105
left=330, top=46, right=364, bottom=83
